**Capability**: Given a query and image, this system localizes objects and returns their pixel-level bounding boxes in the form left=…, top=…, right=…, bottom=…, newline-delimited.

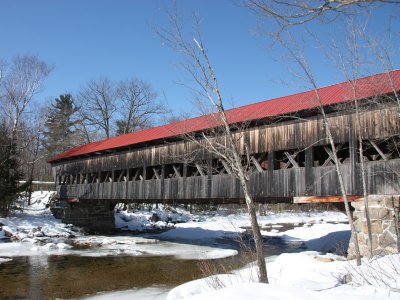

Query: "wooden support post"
left=207, top=159, right=212, bottom=198
left=125, top=168, right=129, bottom=200
left=161, top=164, right=165, bottom=200
left=161, top=165, right=165, bottom=179
left=348, top=116, right=360, bottom=194
left=305, top=146, right=314, bottom=195
left=268, top=151, right=276, bottom=196
left=183, top=163, right=188, bottom=178
left=143, top=166, right=147, bottom=181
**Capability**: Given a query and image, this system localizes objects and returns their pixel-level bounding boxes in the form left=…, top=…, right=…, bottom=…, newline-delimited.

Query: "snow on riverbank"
left=0, top=191, right=80, bottom=242
left=115, top=206, right=192, bottom=231
left=167, top=252, right=400, bottom=300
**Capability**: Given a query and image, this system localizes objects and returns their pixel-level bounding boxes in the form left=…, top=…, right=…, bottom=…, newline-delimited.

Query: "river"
left=0, top=227, right=303, bottom=299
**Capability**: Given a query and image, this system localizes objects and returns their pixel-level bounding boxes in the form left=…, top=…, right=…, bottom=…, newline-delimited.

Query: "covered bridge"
left=49, top=71, right=400, bottom=230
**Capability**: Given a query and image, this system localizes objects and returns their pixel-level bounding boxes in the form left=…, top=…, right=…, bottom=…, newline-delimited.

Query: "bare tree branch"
left=244, top=0, right=398, bottom=26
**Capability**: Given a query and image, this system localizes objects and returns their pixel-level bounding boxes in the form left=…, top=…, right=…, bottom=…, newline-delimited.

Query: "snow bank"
left=168, top=252, right=400, bottom=300
left=268, top=251, right=346, bottom=289
left=175, top=282, right=397, bottom=300
left=115, top=206, right=191, bottom=231
left=0, top=191, right=79, bottom=241
left=83, top=287, right=169, bottom=300
left=0, top=257, right=12, bottom=263
left=348, top=254, right=400, bottom=290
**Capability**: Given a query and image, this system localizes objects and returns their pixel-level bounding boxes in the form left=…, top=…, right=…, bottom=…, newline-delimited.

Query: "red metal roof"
left=49, top=70, right=400, bottom=163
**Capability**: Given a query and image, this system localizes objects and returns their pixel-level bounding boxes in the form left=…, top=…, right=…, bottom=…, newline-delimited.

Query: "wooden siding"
left=57, top=159, right=400, bottom=201
left=53, top=106, right=400, bottom=202
left=53, top=107, right=399, bottom=176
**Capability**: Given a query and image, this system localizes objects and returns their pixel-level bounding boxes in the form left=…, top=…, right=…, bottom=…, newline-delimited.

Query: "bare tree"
left=157, top=8, right=268, bottom=282
left=115, top=79, right=165, bottom=135
left=275, top=30, right=362, bottom=265
left=77, top=77, right=165, bottom=141
left=244, top=0, right=399, bottom=26
left=0, top=55, right=52, bottom=139
left=19, top=105, right=49, bottom=205
left=78, top=78, right=118, bottom=140
left=363, top=24, right=400, bottom=111
left=324, top=18, right=375, bottom=258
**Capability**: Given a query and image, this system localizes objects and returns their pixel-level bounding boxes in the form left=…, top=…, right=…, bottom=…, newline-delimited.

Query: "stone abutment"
left=51, top=199, right=116, bottom=232
left=348, top=195, right=400, bottom=258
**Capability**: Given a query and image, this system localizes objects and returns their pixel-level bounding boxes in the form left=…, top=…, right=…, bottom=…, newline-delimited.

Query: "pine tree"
left=43, top=94, right=80, bottom=158
left=0, top=123, right=26, bottom=216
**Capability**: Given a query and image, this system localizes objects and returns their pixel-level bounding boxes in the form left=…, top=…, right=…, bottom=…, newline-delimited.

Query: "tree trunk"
left=354, top=98, right=373, bottom=259
left=240, top=178, right=268, bottom=283
left=322, top=109, right=362, bottom=265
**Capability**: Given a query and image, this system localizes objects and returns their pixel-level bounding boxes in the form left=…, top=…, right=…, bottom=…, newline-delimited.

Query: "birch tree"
left=0, top=55, right=52, bottom=139
left=274, top=30, right=362, bottom=265
left=157, top=8, right=268, bottom=282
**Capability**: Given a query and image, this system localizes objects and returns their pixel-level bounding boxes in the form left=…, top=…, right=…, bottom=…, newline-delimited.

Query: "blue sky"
left=0, top=0, right=398, bottom=118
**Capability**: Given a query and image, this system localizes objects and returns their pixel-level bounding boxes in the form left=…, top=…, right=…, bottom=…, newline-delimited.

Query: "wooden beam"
left=369, top=140, right=388, bottom=161
left=220, top=159, right=232, bottom=174
left=172, top=165, right=181, bottom=178
left=195, top=163, right=205, bottom=176
left=118, top=170, right=126, bottom=182
left=322, top=146, right=342, bottom=167
left=251, top=156, right=264, bottom=172
left=284, top=152, right=299, bottom=168
left=153, top=167, right=161, bottom=180
left=294, top=195, right=362, bottom=203
left=132, top=169, right=140, bottom=181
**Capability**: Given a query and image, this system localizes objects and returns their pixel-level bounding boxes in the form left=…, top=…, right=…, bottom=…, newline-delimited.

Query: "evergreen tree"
left=43, top=94, right=80, bottom=158
left=0, top=123, right=26, bottom=216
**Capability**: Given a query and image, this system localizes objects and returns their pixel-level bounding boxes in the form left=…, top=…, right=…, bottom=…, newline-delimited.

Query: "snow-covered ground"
left=167, top=252, right=400, bottom=300
left=1, top=192, right=399, bottom=299
left=0, top=193, right=238, bottom=260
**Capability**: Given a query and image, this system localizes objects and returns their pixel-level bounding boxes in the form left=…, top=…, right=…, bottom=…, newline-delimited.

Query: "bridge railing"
left=57, top=159, right=400, bottom=201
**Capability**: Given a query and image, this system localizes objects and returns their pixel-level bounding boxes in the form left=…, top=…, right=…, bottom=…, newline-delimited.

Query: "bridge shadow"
left=280, top=229, right=351, bottom=255
left=144, top=227, right=242, bottom=251
left=141, top=226, right=352, bottom=256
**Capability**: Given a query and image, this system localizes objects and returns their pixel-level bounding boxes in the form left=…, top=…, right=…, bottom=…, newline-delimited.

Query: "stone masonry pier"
left=348, top=195, right=400, bottom=258
left=51, top=199, right=116, bottom=232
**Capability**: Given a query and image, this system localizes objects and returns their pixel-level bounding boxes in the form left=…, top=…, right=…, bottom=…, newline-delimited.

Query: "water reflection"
left=1, top=255, right=203, bottom=299
left=0, top=225, right=304, bottom=299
